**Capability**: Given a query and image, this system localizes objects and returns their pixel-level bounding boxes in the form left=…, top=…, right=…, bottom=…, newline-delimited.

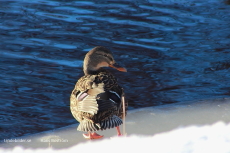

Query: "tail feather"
left=100, top=115, right=123, bottom=130
left=77, top=120, right=100, bottom=132
left=77, top=115, right=123, bottom=132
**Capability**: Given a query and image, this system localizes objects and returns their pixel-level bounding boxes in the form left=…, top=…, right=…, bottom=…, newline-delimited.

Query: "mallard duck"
left=70, top=46, right=127, bottom=139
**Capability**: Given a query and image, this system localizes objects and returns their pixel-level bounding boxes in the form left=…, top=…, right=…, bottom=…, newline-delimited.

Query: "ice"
left=1, top=98, right=230, bottom=152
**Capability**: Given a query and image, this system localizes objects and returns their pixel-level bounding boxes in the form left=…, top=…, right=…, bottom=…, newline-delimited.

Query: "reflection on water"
left=0, top=0, right=230, bottom=139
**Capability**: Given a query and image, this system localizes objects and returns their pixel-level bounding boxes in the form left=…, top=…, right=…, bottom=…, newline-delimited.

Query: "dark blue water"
left=0, top=0, right=230, bottom=139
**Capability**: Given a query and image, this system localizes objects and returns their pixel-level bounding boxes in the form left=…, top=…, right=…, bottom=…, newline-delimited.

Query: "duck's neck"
left=83, top=56, right=95, bottom=75
left=83, top=56, right=108, bottom=75
left=84, top=68, right=98, bottom=75
left=83, top=62, right=100, bottom=75
left=83, top=65, right=107, bottom=75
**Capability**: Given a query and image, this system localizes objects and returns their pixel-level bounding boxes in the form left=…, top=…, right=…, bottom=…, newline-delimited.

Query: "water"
left=0, top=0, right=230, bottom=139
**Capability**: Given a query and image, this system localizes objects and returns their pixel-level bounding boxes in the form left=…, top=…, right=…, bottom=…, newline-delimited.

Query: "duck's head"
left=83, top=46, right=127, bottom=75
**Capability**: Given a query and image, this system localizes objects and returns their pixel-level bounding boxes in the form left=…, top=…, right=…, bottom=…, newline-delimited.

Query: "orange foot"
left=83, top=132, right=103, bottom=140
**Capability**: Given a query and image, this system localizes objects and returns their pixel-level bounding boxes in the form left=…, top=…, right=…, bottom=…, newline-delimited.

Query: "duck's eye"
left=104, top=54, right=113, bottom=61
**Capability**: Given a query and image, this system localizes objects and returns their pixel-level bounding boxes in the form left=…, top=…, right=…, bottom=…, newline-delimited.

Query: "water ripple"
left=0, top=0, right=230, bottom=139
left=1, top=51, right=82, bottom=67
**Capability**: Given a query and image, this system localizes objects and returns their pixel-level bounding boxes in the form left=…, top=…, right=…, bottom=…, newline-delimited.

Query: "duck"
left=70, top=46, right=127, bottom=139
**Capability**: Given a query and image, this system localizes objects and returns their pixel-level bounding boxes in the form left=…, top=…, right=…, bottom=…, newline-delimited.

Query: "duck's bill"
left=109, top=63, right=127, bottom=72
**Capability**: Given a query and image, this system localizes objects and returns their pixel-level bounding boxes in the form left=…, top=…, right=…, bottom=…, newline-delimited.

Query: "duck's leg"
left=83, top=132, right=103, bottom=139
left=116, top=126, right=122, bottom=136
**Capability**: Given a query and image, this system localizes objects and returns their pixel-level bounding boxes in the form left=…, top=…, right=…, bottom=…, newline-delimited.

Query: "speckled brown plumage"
left=70, top=46, right=127, bottom=133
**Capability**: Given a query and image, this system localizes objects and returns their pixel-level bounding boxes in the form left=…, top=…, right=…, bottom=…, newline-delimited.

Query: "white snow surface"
left=1, top=122, right=230, bottom=153
left=1, top=98, right=230, bottom=153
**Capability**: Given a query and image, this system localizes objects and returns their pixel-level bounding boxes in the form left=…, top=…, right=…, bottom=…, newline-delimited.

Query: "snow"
left=1, top=98, right=230, bottom=153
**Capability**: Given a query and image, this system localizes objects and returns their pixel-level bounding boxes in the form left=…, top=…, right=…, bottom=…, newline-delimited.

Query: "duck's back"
left=70, top=70, right=125, bottom=132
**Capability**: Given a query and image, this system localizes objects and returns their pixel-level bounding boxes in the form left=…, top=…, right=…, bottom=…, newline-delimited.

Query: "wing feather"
left=77, top=95, right=98, bottom=115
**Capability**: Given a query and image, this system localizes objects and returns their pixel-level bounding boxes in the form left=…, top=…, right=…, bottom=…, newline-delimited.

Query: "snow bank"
left=1, top=98, right=230, bottom=152
left=1, top=122, right=230, bottom=153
